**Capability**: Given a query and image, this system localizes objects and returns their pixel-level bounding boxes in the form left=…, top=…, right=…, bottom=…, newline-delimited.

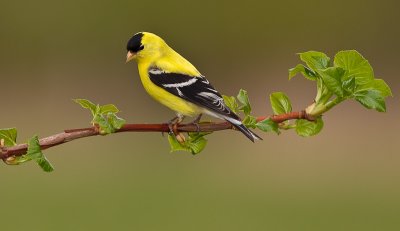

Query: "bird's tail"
left=224, top=116, right=262, bottom=142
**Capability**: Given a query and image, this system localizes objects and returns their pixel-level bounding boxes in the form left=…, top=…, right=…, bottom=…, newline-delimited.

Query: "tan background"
left=1, top=0, right=399, bottom=230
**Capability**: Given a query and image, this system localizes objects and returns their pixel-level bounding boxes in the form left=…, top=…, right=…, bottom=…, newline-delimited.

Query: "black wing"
left=148, top=68, right=237, bottom=119
left=148, top=67, right=262, bottom=142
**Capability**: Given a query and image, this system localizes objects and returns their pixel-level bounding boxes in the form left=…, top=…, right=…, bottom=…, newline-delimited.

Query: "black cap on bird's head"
left=127, top=32, right=144, bottom=53
left=126, top=32, right=144, bottom=62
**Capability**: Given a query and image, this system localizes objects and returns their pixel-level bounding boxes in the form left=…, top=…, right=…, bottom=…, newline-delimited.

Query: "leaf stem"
left=325, top=97, right=345, bottom=111
left=309, top=97, right=344, bottom=116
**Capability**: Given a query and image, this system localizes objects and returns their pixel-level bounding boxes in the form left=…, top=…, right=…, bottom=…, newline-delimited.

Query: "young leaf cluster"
left=284, top=50, right=392, bottom=136
left=168, top=132, right=211, bottom=155
left=224, top=89, right=268, bottom=131
left=1, top=128, right=54, bottom=172
left=266, top=91, right=324, bottom=137
left=74, top=99, right=126, bottom=134
left=290, top=50, right=392, bottom=115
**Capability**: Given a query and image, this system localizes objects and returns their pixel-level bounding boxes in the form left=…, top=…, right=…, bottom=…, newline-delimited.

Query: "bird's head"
left=126, top=32, right=167, bottom=63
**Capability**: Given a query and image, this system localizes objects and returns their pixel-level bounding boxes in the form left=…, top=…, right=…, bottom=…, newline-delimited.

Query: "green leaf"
left=222, top=95, right=239, bottom=113
left=35, top=156, right=54, bottom=172
left=26, top=136, right=43, bottom=159
left=24, top=136, right=54, bottom=172
left=319, top=67, right=345, bottom=97
left=315, top=78, right=332, bottom=104
left=237, top=89, right=252, bottom=116
left=357, top=79, right=392, bottom=97
left=242, top=115, right=257, bottom=128
left=289, top=64, right=317, bottom=80
left=299, top=51, right=330, bottom=71
left=334, top=50, right=374, bottom=85
left=93, top=114, right=113, bottom=134
left=100, top=104, right=119, bottom=114
left=186, top=132, right=209, bottom=155
left=108, top=113, right=126, bottom=130
left=16, top=136, right=54, bottom=172
left=342, top=77, right=356, bottom=95
left=0, top=128, right=17, bottom=146
left=168, top=135, right=190, bottom=152
left=270, top=92, right=292, bottom=115
left=74, top=99, right=97, bottom=116
left=167, top=132, right=210, bottom=155
left=354, top=90, right=386, bottom=112
left=93, top=112, right=126, bottom=135
left=256, top=118, right=280, bottom=134
left=295, top=118, right=324, bottom=137
left=75, top=99, right=126, bottom=134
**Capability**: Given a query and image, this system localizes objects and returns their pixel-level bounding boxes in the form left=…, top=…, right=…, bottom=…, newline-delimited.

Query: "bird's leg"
left=189, top=114, right=203, bottom=133
left=167, top=114, right=185, bottom=135
left=165, top=116, right=178, bottom=136
left=192, top=113, right=203, bottom=124
left=162, top=116, right=175, bottom=137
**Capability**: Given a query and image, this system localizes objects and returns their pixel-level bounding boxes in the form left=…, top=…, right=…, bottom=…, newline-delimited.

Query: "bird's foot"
left=166, top=114, right=185, bottom=136
left=164, top=115, right=187, bottom=143
left=166, top=116, right=178, bottom=136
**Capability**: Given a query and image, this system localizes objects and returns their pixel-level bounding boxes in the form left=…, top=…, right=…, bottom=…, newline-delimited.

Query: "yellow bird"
left=126, top=32, right=261, bottom=142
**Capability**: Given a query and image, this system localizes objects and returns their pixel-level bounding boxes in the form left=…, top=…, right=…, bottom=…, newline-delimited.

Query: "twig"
left=0, top=110, right=310, bottom=160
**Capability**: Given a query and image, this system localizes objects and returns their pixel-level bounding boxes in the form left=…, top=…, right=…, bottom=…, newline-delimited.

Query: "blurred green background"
left=1, top=0, right=399, bottom=230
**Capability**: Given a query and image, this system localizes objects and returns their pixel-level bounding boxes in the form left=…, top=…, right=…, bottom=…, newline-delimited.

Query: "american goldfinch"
left=126, top=32, right=261, bottom=142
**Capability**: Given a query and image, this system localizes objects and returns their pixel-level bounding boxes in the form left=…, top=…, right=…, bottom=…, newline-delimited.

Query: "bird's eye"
left=138, top=45, right=144, bottom=51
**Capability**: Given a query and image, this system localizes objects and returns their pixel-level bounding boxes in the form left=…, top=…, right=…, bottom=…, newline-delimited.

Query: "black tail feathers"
left=224, top=116, right=262, bottom=142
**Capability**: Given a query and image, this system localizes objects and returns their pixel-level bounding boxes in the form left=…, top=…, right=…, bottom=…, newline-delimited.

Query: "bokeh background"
left=1, top=0, right=399, bottom=230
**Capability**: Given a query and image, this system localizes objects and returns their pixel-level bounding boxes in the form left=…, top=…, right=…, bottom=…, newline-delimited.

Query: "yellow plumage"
left=126, top=32, right=261, bottom=142
left=130, top=32, right=202, bottom=116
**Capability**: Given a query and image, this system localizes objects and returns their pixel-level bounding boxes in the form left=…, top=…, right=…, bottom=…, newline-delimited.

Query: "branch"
left=0, top=110, right=310, bottom=160
left=2, top=50, right=391, bottom=171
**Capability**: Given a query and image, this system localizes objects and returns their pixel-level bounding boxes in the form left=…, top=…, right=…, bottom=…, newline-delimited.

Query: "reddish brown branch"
left=0, top=111, right=311, bottom=161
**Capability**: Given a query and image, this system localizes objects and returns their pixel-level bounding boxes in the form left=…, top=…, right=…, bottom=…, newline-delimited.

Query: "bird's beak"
left=126, top=51, right=135, bottom=63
